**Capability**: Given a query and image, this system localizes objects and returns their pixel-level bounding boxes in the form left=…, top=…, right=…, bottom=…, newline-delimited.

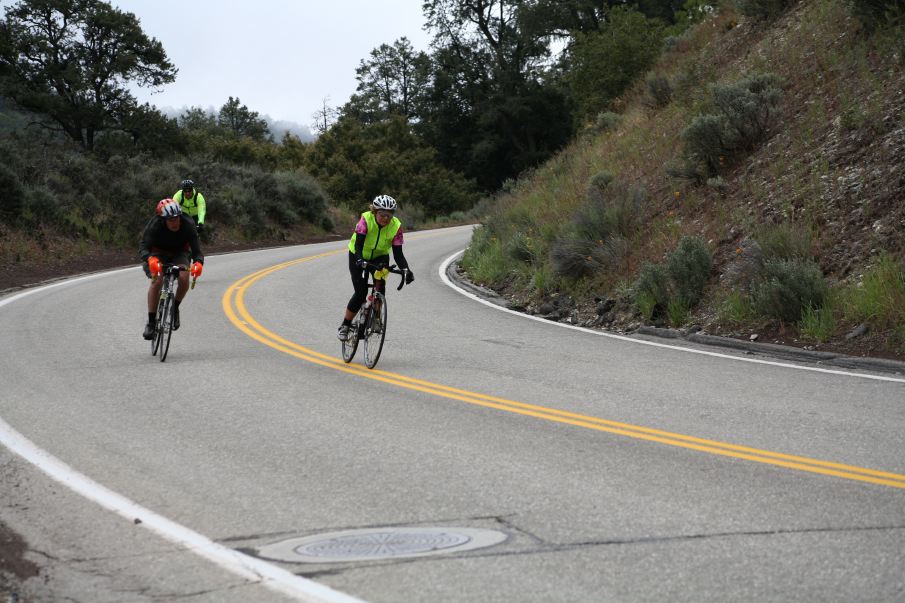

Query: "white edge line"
left=0, top=268, right=365, bottom=603
left=439, top=250, right=905, bottom=384
left=0, top=266, right=137, bottom=308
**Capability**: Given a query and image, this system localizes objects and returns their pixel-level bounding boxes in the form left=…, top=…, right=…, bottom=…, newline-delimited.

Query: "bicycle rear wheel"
left=363, top=293, right=387, bottom=369
left=159, top=296, right=174, bottom=362
left=341, top=312, right=362, bottom=363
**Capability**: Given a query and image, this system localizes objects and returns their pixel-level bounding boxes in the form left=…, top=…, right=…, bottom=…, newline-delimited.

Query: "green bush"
left=634, top=261, right=672, bottom=317
left=586, top=171, right=616, bottom=202
left=550, top=233, right=630, bottom=278
left=799, top=303, right=836, bottom=342
left=582, top=112, right=623, bottom=138
left=633, top=236, right=712, bottom=321
left=274, top=170, right=330, bottom=223
left=752, top=259, right=828, bottom=323
left=461, top=226, right=508, bottom=285
left=754, top=222, right=814, bottom=260
left=550, top=235, right=601, bottom=277
left=666, top=236, right=713, bottom=306
left=840, top=255, right=905, bottom=328
left=506, top=230, right=538, bottom=263
left=679, top=115, right=726, bottom=179
left=636, top=290, right=658, bottom=321
left=713, top=74, right=783, bottom=150
left=718, top=290, right=756, bottom=324
left=550, top=179, right=644, bottom=279
left=667, top=298, right=690, bottom=327
left=600, top=236, right=630, bottom=270
left=644, top=75, right=673, bottom=108
left=706, top=176, right=728, bottom=191
left=722, top=238, right=766, bottom=289
left=576, top=179, right=645, bottom=241
left=220, top=187, right=267, bottom=235
left=595, top=112, right=623, bottom=132
left=465, top=224, right=494, bottom=257
left=21, top=187, right=62, bottom=228
left=264, top=197, right=299, bottom=227
left=679, top=74, right=783, bottom=179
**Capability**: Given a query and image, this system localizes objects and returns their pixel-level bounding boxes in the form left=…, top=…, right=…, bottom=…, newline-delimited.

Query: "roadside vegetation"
left=460, top=0, right=905, bottom=356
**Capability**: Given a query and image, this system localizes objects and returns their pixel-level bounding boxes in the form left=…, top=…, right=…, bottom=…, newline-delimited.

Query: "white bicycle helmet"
left=371, top=194, right=397, bottom=212
left=158, top=199, right=183, bottom=218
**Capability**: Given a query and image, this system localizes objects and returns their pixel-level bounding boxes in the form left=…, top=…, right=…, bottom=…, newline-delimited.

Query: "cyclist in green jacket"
left=337, top=194, right=415, bottom=341
left=173, top=179, right=206, bottom=233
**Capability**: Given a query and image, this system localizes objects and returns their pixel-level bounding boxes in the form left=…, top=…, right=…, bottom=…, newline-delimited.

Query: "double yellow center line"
left=223, top=254, right=905, bottom=490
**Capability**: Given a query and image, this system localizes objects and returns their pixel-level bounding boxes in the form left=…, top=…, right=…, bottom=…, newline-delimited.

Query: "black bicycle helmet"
left=180, top=179, right=194, bottom=190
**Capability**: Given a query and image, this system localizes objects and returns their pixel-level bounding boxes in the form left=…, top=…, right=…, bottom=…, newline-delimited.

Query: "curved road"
left=1, top=225, right=904, bottom=602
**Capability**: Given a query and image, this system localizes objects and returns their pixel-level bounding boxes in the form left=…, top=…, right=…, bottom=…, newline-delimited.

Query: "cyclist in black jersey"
left=139, top=199, right=204, bottom=340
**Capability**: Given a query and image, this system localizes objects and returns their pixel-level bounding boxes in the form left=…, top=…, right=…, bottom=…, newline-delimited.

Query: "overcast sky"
left=107, top=1, right=432, bottom=138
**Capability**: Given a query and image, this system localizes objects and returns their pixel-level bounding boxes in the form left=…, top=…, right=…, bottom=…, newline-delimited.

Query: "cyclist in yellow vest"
left=173, top=179, right=206, bottom=232
left=337, top=194, right=415, bottom=341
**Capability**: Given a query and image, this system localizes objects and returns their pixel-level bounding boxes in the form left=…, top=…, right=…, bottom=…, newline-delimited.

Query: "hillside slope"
left=460, top=0, right=905, bottom=360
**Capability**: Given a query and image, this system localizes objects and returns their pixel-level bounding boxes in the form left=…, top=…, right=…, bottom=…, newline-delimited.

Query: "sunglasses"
left=375, top=210, right=393, bottom=218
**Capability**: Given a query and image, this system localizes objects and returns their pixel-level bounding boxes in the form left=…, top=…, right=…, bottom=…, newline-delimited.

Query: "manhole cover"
left=257, top=527, right=507, bottom=563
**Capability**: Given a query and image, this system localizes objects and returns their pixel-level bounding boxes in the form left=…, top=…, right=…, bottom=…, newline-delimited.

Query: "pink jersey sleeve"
left=392, top=227, right=404, bottom=246
left=354, top=216, right=368, bottom=235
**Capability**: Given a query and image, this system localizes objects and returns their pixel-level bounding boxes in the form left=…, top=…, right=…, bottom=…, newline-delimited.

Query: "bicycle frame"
left=151, top=264, right=196, bottom=362
left=341, top=263, right=407, bottom=369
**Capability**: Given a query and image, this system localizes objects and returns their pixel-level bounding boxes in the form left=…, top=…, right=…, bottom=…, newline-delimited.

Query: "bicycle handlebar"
left=361, top=262, right=408, bottom=291
left=153, top=264, right=199, bottom=289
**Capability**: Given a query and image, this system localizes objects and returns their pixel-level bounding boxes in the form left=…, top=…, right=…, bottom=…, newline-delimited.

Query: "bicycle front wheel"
left=159, top=296, right=174, bottom=362
left=151, top=294, right=167, bottom=356
left=362, top=293, right=387, bottom=369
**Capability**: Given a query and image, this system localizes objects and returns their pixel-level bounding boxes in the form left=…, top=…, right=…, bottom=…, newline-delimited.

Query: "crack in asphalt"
left=560, top=523, right=905, bottom=548
left=145, top=581, right=259, bottom=601
left=290, top=522, right=905, bottom=578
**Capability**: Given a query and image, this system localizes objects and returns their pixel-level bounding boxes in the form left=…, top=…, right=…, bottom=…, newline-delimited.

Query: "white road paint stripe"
left=0, top=266, right=138, bottom=308
left=439, top=250, right=905, bottom=384
left=1, top=268, right=365, bottom=603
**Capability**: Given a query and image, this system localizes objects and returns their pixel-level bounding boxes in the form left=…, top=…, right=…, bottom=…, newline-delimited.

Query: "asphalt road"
left=1, top=224, right=904, bottom=602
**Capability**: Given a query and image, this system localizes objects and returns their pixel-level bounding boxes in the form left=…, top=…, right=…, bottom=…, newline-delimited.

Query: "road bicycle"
left=151, top=264, right=197, bottom=362
left=341, top=263, right=408, bottom=369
